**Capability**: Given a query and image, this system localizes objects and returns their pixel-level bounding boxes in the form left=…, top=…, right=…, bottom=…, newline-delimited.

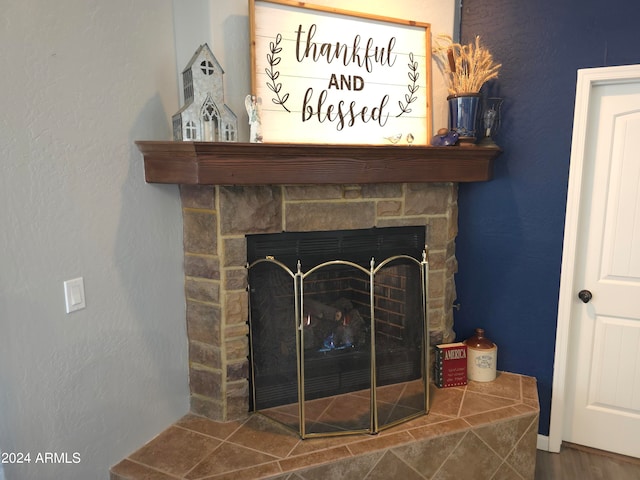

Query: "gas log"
left=304, top=298, right=343, bottom=322
left=302, top=298, right=366, bottom=351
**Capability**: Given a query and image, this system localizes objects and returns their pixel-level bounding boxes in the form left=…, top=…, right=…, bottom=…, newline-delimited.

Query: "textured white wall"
left=173, top=0, right=459, bottom=142
left=0, top=1, right=189, bottom=478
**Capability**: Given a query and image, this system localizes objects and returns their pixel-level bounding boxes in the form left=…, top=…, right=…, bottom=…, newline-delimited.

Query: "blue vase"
left=448, top=94, right=481, bottom=144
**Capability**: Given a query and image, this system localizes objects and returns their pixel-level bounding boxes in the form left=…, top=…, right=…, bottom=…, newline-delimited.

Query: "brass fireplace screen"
left=247, top=227, right=430, bottom=439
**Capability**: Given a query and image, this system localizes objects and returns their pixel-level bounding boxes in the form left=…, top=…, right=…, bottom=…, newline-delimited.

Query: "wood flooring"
left=536, top=443, right=640, bottom=479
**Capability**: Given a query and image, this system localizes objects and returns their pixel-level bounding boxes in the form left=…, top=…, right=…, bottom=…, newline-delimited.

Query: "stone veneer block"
left=449, top=202, right=459, bottom=238
left=224, top=268, right=247, bottom=290
left=224, top=290, right=248, bottom=326
left=360, top=183, right=404, bottom=198
left=184, top=253, right=220, bottom=280
left=429, top=329, right=446, bottom=349
left=404, top=183, right=455, bottom=215
left=188, top=341, right=221, bottom=369
left=222, top=237, right=247, bottom=267
left=226, top=381, right=250, bottom=420
left=185, top=301, right=220, bottom=345
left=190, top=395, right=223, bottom=420
left=182, top=210, right=217, bottom=254
left=226, top=359, right=248, bottom=381
left=427, top=270, right=445, bottom=299
left=445, top=252, right=458, bottom=276
left=219, top=186, right=282, bottom=234
left=343, top=185, right=363, bottom=199
left=285, top=185, right=344, bottom=200
left=224, top=323, right=248, bottom=340
left=185, top=278, right=219, bottom=304
left=428, top=250, right=445, bottom=270
left=189, top=366, right=222, bottom=399
left=428, top=309, right=444, bottom=329
left=225, top=337, right=249, bottom=361
left=180, top=185, right=216, bottom=210
left=445, top=275, right=457, bottom=309
left=377, top=200, right=403, bottom=216
left=426, top=217, right=450, bottom=249
left=286, top=201, right=377, bottom=231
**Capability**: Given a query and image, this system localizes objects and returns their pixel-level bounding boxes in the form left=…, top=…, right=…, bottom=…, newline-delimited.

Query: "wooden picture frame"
left=249, top=0, right=432, bottom=145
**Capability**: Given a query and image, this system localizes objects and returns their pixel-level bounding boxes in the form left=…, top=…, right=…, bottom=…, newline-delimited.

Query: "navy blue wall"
left=455, top=0, right=640, bottom=435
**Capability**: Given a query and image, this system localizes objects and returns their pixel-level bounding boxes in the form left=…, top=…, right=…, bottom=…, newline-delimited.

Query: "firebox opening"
left=246, top=226, right=428, bottom=437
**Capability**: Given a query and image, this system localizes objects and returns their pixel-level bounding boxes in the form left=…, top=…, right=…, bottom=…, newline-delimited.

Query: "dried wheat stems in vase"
left=433, top=35, right=501, bottom=95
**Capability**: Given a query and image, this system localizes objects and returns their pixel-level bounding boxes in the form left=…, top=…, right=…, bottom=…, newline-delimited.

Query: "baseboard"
left=537, top=434, right=550, bottom=451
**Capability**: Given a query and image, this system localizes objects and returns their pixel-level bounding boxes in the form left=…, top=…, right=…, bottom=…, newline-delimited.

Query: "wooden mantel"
left=136, top=141, right=502, bottom=185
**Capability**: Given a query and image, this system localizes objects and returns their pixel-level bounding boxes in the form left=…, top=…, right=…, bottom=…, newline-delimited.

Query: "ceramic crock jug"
left=463, top=328, right=497, bottom=382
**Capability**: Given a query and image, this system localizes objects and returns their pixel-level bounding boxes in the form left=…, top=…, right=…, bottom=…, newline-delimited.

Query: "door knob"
left=578, top=290, right=592, bottom=303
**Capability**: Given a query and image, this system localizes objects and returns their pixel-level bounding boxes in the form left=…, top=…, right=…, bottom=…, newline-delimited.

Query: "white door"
left=550, top=65, right=640, bottom=457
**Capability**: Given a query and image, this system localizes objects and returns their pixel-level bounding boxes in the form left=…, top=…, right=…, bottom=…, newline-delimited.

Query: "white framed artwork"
left=250, top=0, right=432, bottom=145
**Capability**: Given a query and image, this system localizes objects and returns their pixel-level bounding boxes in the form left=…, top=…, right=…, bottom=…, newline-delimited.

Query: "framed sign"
left=250, top=0, right=432, bottom=145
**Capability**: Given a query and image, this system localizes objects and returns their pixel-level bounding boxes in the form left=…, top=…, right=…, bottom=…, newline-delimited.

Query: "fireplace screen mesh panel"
left=247, top=227, right=429, bottom=438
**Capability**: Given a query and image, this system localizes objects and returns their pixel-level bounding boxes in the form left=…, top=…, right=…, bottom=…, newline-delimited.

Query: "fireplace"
left=246, top=226, right=429, bottom=437
left=111, top=144, right=543, bottom=480
left=177, top=182, right=459, bottom=422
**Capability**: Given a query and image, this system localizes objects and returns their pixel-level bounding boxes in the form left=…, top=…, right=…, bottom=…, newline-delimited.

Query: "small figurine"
left=431, top=127, right=459, bottom=146
left=245, top=95, right=263, bottom=143
left=384, top=133, right=402, bottom=144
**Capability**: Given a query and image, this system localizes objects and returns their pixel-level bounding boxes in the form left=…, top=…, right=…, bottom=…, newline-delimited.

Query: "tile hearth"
left=111, top=372, right=539, bottom=480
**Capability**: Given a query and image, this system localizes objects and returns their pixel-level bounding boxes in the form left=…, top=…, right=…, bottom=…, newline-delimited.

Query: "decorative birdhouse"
left=172, top=44, right=238, bottom=142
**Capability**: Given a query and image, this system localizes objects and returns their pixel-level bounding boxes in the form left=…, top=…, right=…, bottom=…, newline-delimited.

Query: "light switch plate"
left=64, top=277, right=86, bottom=313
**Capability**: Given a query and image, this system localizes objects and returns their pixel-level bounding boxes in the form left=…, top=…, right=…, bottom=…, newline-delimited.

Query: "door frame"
left=548, top=64, right=640, bottom=453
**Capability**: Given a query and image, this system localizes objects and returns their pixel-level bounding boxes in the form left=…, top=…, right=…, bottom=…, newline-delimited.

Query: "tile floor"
left=111, top=372, right=539, bottom=480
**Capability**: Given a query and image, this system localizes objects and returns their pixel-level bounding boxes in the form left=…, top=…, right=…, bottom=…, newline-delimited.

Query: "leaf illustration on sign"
left=265, top=33, right=290, bottom=112
left=397, top=53, right=419, bottom=117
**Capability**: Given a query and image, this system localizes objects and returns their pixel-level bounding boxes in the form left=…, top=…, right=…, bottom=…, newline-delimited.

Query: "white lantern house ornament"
left=172, top=44, right=238, bottom=142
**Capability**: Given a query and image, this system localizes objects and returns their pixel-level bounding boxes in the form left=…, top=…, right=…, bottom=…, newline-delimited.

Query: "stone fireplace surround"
left=181, top=182, right=457, bottom=421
